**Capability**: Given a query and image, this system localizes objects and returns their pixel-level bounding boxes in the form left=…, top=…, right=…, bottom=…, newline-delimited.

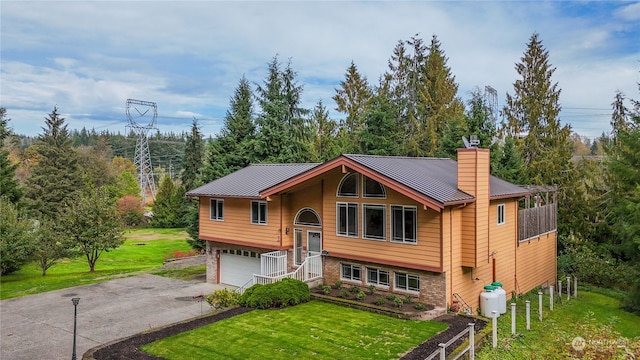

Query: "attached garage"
left=220, top=250, right=261, bottom=287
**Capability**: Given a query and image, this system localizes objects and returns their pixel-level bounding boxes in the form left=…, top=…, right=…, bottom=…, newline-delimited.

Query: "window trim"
left=390, top=205, right=417, bottom=244
left=362, top=203, right=386, bottom=241
left=366, top=267, right=390, bottom=287
left=209, top=198, right=224, bottom=221
left=294, top=229, right=303, bottom=266
left=294, top=207, right=322, bottom=227
left=336, top=202, right=358, bottom=237
left=340, top=263, right=362, bottom=282
left=337, top=173, right=359, bottom=198
left=394, top=272, right=420, bottom=293
left=251, top=200, right=268, bottom=225
left=497, top=203, right=505, bottom=225
left=362, top=176, right=386, bottom=199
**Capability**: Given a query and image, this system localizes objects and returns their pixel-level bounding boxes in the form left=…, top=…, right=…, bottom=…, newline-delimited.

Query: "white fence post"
left=525, top=300, right=531, bottom=330
left=574, top=276, right=578, bottom=298
left=538, top=291, right=543, bottom=321
left=439, top=343, right=446, bottom=360
left=492, top=311, right=498, bottom=348
left=468, top=323, right=475, bottom=360
left=511, top=303, right=516, bottom=335
left=549, top=285, right=554, bottom=311
left=567, top=276, right=571, bottom=301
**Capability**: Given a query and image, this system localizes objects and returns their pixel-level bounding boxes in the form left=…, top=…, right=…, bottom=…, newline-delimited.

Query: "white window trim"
left=294, top=229, right=303, bottom=266
left=390, top=204, right=418, bottom=244
left=337, top=173, right=359, bottom=198
left=362, top=176, right=387, bottom=199
left=336, top=202, right=358, bottom=238
left=497, top=203, right=506, bottom=225
left=209, top=198, right=224, bottom=221
left=340, top=263, right=362, bottom=282
left=366, top=267, right=390, bottom=287
left=393, top=272, right=420, bottom=293
left=251, top=200, right=268, bottom=225
left=294, top=207, right=322, bottom=227
left=362, top=203, right=386, bottom=241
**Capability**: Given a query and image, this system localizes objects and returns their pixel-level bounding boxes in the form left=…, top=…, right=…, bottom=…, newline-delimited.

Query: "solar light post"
left=71, top=297, right=80, bottom=360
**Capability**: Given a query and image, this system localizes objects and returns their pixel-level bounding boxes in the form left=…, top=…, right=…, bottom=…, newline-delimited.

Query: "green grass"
left=142, top=301, right=448, bottom=360
left=476, top=290, right=640, bottom=360
left=0, top=228, right=193, bottom=299
left=151, top=264, right=206, bottom=281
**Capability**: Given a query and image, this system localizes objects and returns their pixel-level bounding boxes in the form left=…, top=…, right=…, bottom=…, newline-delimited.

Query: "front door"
left=307, top=230, right=322, bottom=256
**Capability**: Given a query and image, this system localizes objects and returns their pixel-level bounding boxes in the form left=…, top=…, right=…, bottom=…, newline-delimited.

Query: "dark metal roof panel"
left=186, top=163, right=320, bottom=198
left=489, top=176, right=530, bottom=199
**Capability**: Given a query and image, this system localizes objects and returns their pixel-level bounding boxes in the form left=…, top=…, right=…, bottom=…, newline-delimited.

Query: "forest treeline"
left=1, top=33, right=639, bottom=313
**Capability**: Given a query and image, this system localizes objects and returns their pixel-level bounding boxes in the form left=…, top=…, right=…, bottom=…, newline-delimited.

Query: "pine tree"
left=309, top=100, right=339, bottom=161
left=333, top=61, right=373, bottom=152
left=359, top=95, right=403, bottom=156
left=25, top=107, right=84, bottom=220
left=0, top=108, right=23, bottom=204
left=151, top=175, right=187, bottom=228
left=181, top=119, right=204, bottom=191
left=502, top=33, right=572, bottom=185
left=0, top=197, right=36, bottom=275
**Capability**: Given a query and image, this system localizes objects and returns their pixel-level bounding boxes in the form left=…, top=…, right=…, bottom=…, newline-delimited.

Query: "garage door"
left=220, top=250, right=262, bottom=287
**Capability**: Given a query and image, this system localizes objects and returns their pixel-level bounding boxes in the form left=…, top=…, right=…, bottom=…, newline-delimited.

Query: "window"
left=294, top=229, right=303, bottom=265
left=391, top=205, right=417, bottom=243
left=337, top=202, right=358, bottom=237
left=363, top=176, right=386, bottom=198
left=294, top=208, right=321, bottom=226
left=337, top=173, right=358, bottom=197
left=210, top=199, right=224, bottom=220
left=363, top=204, right=386, bottom=240
left=341, top=263, right=361, bottom=281
left=394, top=272, right=420, bottom=292
left=366, top=267, right=389, bottom=286
left=251, top=201, right=267, bottom=225
left=497, top=204, right=505, bottom=225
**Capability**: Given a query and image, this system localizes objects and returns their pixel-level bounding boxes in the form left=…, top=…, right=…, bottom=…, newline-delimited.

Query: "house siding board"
left=516, top=232, right=557, bottom=293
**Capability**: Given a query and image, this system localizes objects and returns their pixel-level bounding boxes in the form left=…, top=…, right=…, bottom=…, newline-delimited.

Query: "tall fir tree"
left=333, top=61, right=373, bottom=153
left=359, top=95, right=403, bottom=156
left=0, top=108, right=23, bottom=204
left=25, top=107, right=84, bottom=220
left=308, top=100, right=339, bottom=161
left=181, top=119, right=204, bottom=191
left=502, top=33, right=572, bottom=186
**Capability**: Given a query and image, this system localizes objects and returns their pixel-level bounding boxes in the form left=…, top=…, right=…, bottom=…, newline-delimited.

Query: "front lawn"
left=0, top=228, right=193, bottom=299
left=142, top=301, right=448, bottom=360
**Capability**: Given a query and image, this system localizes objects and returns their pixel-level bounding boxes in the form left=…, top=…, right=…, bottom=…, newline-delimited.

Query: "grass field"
left=476, top=289, right=640, bottom=359
left=0, top=228, right=193, bottom=300
left=141, top=301, right=448, bottom=360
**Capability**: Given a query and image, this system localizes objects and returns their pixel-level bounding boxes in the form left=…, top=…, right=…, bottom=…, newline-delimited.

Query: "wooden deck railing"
left=518, top=203, right=557, bottom=242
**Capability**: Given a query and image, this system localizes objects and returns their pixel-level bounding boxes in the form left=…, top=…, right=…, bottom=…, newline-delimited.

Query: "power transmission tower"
left=126, top=99, right=157, bottom=203
left=484, top=85, right=498, bottom=122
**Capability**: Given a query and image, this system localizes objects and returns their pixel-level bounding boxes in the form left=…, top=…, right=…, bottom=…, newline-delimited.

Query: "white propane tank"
left=492, top=281, right=507, bottom=314
left=480, top=285, right=500, bottom=318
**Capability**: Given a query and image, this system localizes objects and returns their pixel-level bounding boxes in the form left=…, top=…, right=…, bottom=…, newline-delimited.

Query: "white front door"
left=307, top=230, right=322, bottom=256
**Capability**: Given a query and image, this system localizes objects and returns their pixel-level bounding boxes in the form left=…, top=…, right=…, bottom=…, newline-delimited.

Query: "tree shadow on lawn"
left=87, top=306, right=485, bottom=360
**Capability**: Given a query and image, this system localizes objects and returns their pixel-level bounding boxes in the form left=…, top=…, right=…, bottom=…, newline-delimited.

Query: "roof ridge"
left=344, top=154, right=453, bottom=161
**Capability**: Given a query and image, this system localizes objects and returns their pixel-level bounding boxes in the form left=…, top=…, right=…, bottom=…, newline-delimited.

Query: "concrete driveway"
left=1, top=274, right=227, bottom=360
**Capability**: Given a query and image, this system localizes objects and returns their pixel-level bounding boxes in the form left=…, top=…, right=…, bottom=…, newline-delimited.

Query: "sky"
left=1, top=1, right=639, bottom=140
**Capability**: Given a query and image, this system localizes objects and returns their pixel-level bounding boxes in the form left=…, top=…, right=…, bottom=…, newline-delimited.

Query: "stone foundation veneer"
left=323, top=257, right=447, bottom=308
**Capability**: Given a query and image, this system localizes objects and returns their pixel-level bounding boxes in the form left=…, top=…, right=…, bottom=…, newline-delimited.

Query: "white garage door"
left=220, top=250, right=262, bottom=287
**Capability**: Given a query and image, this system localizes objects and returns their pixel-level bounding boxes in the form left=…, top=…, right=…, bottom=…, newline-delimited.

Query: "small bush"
left=321, top=285, right=331, bottom=295
left=239, top=278, right=310, bottom=309
left=349, top=285, right=360, bottom=293
left=393, top=296, right=404, bottom=308
left=374, top=297, right=386, bottom=306
left=206, top=289, right=239, bottom=309
left=414, top=303, right=426, bottom=310
left=166, top=249, right=200, bottom=260
left=357, top=291, right=366, bottom=301
left=339, top=289, right=350, bottom=299
left=404, top=295, right=413, bottom=303
left=334, top=280, right=343, bottom=289
left=386, top=294, right=396, bottom=301
left=367, top=285, right=376, bottom=295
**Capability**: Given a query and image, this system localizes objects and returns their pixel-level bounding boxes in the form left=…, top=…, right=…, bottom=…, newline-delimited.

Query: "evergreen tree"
left=25, top=107, right=84, bottom=220
left=181, top=119, right=204, bottom=191
left=0, top=108, right=23, bottom=204
left=359, top=95, right=403, bottom=156
left=309, top=100, right=339, bottom=161
left=333, top=61, right=373, bottom=152
left=491, top=137, right=526, bottom=184
left=502, top=33, right=572, bottom=185
left=0, top=198, right=36, bottom=275
left=151, top=175, right=187, bottom=228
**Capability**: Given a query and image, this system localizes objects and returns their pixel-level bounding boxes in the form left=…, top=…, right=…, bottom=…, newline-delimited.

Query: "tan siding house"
left=187, top=148, right=558, bottom=313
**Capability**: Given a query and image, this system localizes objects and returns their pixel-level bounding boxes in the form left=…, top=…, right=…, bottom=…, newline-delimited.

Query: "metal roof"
left=186, top=163, right=320, bottom=198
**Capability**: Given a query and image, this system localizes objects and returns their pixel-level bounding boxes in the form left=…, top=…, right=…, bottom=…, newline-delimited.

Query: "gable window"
left=337, top=173, right=358, bottom=197
left=294, top=208, right=321, bottom=226
left=210, top=199, right=224, bottom=221
left=337, top=202, right=358, bottom=237
left=391, top=205, right=417, bottom=243
left=251, top=201, right=267, bottom=225
left=394, top=272, right=420, bottom=292
left=341, top=263, right=361, bottom=281
left=363, top=176, right=386, bottom=198
left=363, top=204, right=386, bottom=240
left=497, top=204, right=505, bottom=225
left=366, top=267, right=389, bottom=286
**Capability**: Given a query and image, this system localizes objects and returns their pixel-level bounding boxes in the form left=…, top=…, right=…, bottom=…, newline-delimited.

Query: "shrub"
left=206, top=289, right=239, bottom=309
left=239, top=278, right=310, bottom=309
left=414, top=303, right=426, bottom=310
left=367, top=284, right=376, bottom=295
left=339, top=289, right=350, bottom=299
left=393, top=296, right=404, bottom=308
left=386, top=294, right=396, bottom=301
left=334, top=280, right=343, bottom=289
left=349, top=285, right=360, bottom=293
left=404, top=295, right=413, bottom=304
left=357, top=291, right=366, bottom=301
left=321, top=285, right=331, bottom=295
left=166, top=249, right=200, bottom=259
left=374, top=297, right=386, bottom=306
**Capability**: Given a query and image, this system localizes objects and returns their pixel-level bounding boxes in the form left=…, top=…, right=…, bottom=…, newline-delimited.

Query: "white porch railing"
left=261, top=250, right=287, bottom=277
left=236, top=254, right=322, bottom=295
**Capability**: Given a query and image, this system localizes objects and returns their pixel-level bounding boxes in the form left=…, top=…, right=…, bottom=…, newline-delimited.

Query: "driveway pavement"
left=1, top=274, right=227, bottom=360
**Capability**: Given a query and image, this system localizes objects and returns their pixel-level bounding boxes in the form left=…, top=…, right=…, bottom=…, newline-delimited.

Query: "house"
left=186, top=147, right=558, bottom=313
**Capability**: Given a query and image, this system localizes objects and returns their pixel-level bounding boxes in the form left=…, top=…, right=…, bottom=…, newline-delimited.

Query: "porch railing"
left=261, top=250, right=287, bottom=277
left=236, top=254, right=322, bottom=295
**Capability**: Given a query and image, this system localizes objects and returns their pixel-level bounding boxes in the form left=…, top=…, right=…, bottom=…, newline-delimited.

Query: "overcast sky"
left=1, top=1, right=639, bottom=140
